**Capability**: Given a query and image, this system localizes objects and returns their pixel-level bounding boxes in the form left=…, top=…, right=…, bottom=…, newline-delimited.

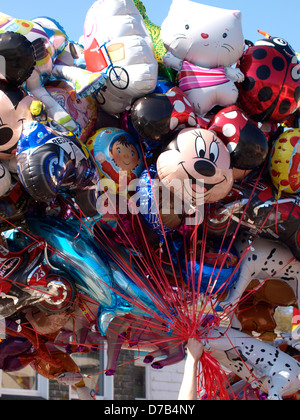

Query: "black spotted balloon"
left=237, top=36, right=300, bottom=123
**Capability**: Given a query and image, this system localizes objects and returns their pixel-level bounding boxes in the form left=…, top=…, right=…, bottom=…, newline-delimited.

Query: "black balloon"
left=131, top=93, right=174, bottom=143
left=0, top=32, right=36, bottom=86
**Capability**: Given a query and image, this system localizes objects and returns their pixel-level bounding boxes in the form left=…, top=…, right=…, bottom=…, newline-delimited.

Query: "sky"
left=0, top=0, right=299, bottom=54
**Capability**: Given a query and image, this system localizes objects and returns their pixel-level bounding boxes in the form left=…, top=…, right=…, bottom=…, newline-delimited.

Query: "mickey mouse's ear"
left=0, top=32, right=36, bottom=86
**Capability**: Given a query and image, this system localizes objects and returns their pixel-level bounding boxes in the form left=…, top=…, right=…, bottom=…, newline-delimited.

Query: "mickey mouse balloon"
left=237, top=34, right=300, bottom=123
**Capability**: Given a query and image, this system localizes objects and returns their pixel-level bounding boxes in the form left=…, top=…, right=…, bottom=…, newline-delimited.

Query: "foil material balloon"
left=209, top=105, right=268, bottom=170
left=237, top=35, right=300, bottom=123
left=160, top=0, right=245, bottom=116
left=168, top=237, right=240, bottom=295
left=87, top=127, right=144, bottom=187
left=270, top=128, right=300, bottom=196
left=45, top=80, right=98, bottom=142
left=0, top=31, right=36, bottom=85
left=137, top=165, right=175, bottom=239
left=16, top=121, right=99, bottom=204
left=157, top=128, right=234, bottom=207
left=83, top=0, right=158, bottom=115
left=206, top=173, right=300, bottom=260
left=131, top=87, right=199, bottom=143
left=203, top=326, right=300, bottom=400
left=26, top=214, right=168, bottom=335
left=0, top=12, right=106, bottom=133
left=220, top=232, right=300, bottom=315
left=0, top=81, right=36, bottom=160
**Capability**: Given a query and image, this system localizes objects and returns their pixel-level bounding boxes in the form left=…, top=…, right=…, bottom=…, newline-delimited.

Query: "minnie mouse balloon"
left=157, top=128, right=233, bottom=206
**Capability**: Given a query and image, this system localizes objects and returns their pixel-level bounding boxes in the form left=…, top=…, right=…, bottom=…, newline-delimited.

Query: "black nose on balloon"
left=194, top=160, right=216, bottom=177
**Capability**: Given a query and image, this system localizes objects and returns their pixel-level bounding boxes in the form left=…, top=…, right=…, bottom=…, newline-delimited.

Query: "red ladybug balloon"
left=237, top=36, right=300, bottom=123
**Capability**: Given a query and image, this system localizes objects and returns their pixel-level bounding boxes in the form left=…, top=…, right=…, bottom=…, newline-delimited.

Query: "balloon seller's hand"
left=186, top=338, right=204, bottom=362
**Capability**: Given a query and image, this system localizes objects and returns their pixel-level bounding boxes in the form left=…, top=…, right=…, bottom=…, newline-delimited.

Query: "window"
left=70, top=345, right=113, bottom=400
left=0, top=367, right=48, bottom=399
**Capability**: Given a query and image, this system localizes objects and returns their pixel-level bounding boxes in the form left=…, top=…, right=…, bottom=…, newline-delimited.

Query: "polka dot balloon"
left=209, top=105, right=268, bottom=171
left=237, top=36, right=300, bottom=124
left=130, top=87, right=208, bottom=144
left=270, top=128, right=300, bottom=197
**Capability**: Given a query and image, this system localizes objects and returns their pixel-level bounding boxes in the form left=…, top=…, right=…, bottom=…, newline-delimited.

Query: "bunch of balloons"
left=0, top=0, right=299, bottom=401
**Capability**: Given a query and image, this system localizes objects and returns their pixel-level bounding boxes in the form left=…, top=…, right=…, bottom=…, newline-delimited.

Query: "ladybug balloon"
left=237, top=33, right=300, bottom=123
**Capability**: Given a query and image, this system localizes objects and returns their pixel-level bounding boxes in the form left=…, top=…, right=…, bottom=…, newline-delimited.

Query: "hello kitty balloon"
left=160, top=0, right=245, bottom=116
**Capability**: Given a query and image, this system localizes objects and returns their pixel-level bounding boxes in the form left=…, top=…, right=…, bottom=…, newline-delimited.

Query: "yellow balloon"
left=270, top=128, right=300, bottom=197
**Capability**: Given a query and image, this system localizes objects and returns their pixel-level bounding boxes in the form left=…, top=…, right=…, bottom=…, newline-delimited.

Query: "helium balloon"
left=16, top=121, right=99, bottom=204
left=206, top=173, right=300, bottom=260
left=133, top=0, right=177, bottom=84
left=45, top=81, right=98, bottom=142
left=209, top=105, right=268, bottom=170
left=220, top=232, right=300, bottom=315
left=0, top=12, right=106, bottom=132
left=0, top=81, right=36, bottom=160
left=270, top=128, right=300, bottom=196
left=173, top=239, right=240, bottom=295
left=131, top=87, right=199, bottom=143
left=137, top=165, right=176, bottom=238
left=237, top=35, right=300, bottom=123
left=87, top=128, right=144, bottom=187
left=157, top=128, right=234, bottom=206
left=83, top=0, right=158, bottom=115
left=0, top=31, right=36, bottom=85
left=160, top=0, right=245, bottom=116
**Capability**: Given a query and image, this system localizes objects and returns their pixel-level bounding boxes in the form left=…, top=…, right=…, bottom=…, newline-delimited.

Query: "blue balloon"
left=16, top=121, right=99, bottom=204
left=153, top=77, right=175, bottom=94
left=26, top=214, right=169, bottom=335
left=137, top=165, right=174, bottom=240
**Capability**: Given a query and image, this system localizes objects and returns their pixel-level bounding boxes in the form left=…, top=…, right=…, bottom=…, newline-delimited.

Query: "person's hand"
left=186, top=338, right=204, bottom=362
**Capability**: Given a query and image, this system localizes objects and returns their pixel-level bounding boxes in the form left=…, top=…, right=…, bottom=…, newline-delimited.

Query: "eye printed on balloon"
left=157, top=128, right=234, bottom=206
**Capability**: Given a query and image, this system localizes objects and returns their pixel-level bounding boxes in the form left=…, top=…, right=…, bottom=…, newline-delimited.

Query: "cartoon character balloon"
left=160, top=0, right=245, bottom=116
left=237, top=33, right=300, bottom=123
left=270, top=128, right=300, bottom=196
left=45, top=81, right=98, bottom=142
left=0, top=80, right=37, bottom=160
left=87, top=128, right=144, bottom=186
left=157, top=128, right=234, bottom=209
left=0, top=14, right=106, bottom=132
left=83, top=0, right=158, bottom=115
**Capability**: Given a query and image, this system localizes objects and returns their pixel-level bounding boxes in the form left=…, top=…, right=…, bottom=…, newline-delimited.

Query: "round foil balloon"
left=157, top=128, right=233, bottom=206
left=237, top=36, right=300, bottom=123
left=87, top=128, right=144, bottom=186
left=270, top=128, right=300, bottom=196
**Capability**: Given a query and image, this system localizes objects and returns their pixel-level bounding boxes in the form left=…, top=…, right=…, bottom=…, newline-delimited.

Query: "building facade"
left=0, top=348, right=185, bottom=400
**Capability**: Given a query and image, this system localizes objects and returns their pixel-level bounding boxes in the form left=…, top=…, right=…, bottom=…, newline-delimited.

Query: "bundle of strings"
left=0, top=149, right=290, bottom=400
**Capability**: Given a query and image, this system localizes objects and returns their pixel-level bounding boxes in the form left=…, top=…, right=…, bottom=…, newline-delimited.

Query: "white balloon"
left=161, top=0, right=245, bottom=116
left=83, top=0, right=158, bottom=115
